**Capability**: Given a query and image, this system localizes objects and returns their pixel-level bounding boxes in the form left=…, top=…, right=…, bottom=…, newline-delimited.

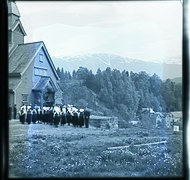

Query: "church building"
left=8, top=1, right=62, bottom=117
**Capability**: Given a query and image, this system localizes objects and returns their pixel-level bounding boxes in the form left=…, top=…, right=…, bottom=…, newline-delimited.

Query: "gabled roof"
left=9, top=19, right=26, bottom=36
left=170, top=111, right=182, bottom=118
left=9, top=42, right=42, bottom=73
left=155, top=112, right=164, bottom=117
left=9, top=41, right=59, bottom=80
left=32, top=77, right=57, bottom=91
left=142, top=108, right=154, bottom=113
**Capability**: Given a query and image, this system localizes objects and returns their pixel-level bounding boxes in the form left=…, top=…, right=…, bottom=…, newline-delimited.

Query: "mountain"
left=52, top=53, right=182, bottom=80
left=170, top=77, right=182, bottom=84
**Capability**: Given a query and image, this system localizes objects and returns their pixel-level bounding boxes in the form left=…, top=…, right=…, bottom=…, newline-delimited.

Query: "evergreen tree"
left=161, top=79, right=176, bottom=112
left=174, top=83, right=182, bottom=110
left=56, top=67, right=61, bottom=78
left=149, top=73, right=162, bottom=96
left=72, top=70, right=77, bottom=79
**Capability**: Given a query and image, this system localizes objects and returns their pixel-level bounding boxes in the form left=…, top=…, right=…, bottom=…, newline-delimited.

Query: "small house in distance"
left=140, top=108, right=156, bottom=128
left=165, top=111, right=182, bottom=130
left=140, top=108, right=165, bottom=129
left=140, top=107, right=182, bottom=130
left=89, top=115, right=118, bottom=129
left=155, top=112, right=165, bottom=129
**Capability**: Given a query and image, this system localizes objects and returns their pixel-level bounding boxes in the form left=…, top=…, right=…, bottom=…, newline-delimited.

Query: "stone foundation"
left=89, top=115, right=118, bottom=129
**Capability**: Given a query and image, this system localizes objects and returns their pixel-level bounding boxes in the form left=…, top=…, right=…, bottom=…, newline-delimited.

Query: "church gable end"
left=15, top=24, right=24, bottom=35
left=33, top=45, right=59, bottom=81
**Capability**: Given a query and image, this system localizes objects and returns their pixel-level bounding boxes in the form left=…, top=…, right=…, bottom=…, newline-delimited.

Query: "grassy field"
left=8, top=119, right=183, bottom=178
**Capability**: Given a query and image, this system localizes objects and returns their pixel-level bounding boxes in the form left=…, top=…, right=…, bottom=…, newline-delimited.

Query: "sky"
left=16, top=0, right=183, bottom=64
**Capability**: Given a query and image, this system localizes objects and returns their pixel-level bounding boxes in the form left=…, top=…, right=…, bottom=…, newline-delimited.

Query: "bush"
left=97, top=149, right=135, bottom=165
left=136, top=131, right=149, bottom=137
left=118, top=120, right=131, bottom=128
left=105, top=123, right=110, bottom=129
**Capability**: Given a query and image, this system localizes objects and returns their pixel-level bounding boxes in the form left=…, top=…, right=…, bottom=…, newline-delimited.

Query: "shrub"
left=105, top=123, right=110, bottom=129
left=143, top=132, right=149, bottom=136
left=118, top=120, right=131, bottom=128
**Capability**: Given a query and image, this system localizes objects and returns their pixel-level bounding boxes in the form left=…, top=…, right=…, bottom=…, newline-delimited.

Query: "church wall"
left=9, top=76, right=20, bottom=109
left=15, top=90, right=23, bottom=110
left=33, top=48, right=58, bottom=86
left=10, top=51, right=60, bottom=110
left=54, top=83, right=63, bottom=105
left=12, top=30, right=24, bottom=47
left=8, top=14, right=18, bottom=28
left=33, top=48, right=61, bottom=106
left=8, top=12, right=24, bottom=48
left=8, top=15, right=12, bottom=28
left=13, top=47, right=59, bottom=110
left=15, top=61, right=35, bottom=109
left=33, top=52, right=46, bottom=86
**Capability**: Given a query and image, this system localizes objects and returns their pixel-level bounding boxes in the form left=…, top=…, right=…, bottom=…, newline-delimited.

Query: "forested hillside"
left=56, top=67, right=182, bottom=121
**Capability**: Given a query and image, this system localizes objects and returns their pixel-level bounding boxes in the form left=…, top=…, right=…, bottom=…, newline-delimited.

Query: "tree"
left=76, top=67, right=90, bottom=80
left=174, top=83, right=182, bottom=110
left=56, top=67, right=61, bottom=78
left=149, top=73, right=162, bottom=96
left=161, top=79, right=176, bottom=112
left=94, top=68, right=103, bottom=93
left=98, top=87, right=109, bottom=104
left=72, top=70, right=77, bottom=79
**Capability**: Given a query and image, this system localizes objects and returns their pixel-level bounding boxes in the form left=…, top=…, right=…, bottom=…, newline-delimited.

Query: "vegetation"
left=56, top=67, right=182, bottom=121
left=9, top=120, right=183, bottom=177
left=8, top=66, right=183, bottom=178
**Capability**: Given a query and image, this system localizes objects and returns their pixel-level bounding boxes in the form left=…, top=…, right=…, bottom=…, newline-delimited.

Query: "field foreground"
left=9, top=119, right=183, bottom=177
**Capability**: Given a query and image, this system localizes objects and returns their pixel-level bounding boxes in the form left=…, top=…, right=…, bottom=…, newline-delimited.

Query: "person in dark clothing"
left=13, top=104, right=17, bottom=119
left=20, top=113, right=25, bottom=124
left=84, top=110, right=90, bottom=128
left=60, top=105, right=63, bottom=112
left=54, top=112, right=60, bottom=127
left=48, top=110, right=54, bottom=125
left=9, top=104, right=12, bottom=120
left=19, top=106, right=22, bottom=122
left=60, top=111, right=66, bottom=126
left=78, top=111, right=84, bottom=127
left=72, top=111, right=79, bottom=127
left=42, top=110, right=45, bottom=124
left=32, top=109, right=37, bottom=124
left=66, top=111, right=72, bottom=126
left=39, top=109, right=43, bottom=123
left=26, top=109, right=32, bottom=124
left=20, top=107, right=26, bottom=124
left=36, top=108, right=41, bottom=123
left=43, top=110, right=48, bottom=124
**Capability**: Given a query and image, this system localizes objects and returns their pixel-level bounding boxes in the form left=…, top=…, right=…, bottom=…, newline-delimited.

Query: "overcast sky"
left=16, top=1, right=182, bottom=64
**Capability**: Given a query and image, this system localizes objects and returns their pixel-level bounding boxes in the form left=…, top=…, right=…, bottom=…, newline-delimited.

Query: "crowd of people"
left=18, top=104, right=91, bottom=128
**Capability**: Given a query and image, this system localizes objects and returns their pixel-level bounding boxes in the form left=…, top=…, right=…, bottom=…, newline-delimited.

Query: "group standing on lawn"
left=17, top=104, right=90, bottom=128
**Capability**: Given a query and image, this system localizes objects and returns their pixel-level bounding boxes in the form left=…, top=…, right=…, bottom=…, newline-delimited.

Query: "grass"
left=8, top=120, right=183, bottom=177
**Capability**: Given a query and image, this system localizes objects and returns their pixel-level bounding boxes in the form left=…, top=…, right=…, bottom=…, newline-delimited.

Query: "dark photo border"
left=2, top=0, right=189, bottom=179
